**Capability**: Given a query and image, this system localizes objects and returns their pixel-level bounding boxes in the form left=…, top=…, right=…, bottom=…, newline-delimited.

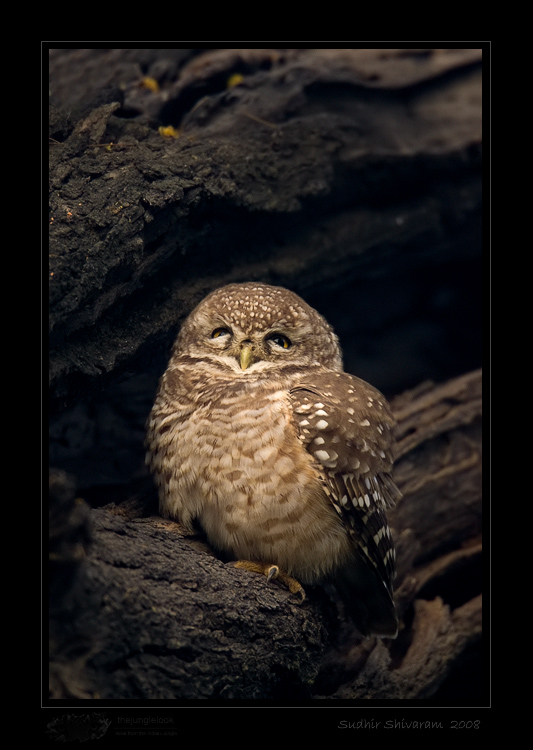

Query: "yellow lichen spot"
left=158, top=125, right=180, bottom=138
left=140, top=76, right=159, bottom=93
left=227, top=73, right=244, bottom=88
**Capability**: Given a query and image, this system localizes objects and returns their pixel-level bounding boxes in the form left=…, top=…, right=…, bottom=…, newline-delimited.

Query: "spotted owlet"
left=146, top=282, right=400, bottom=637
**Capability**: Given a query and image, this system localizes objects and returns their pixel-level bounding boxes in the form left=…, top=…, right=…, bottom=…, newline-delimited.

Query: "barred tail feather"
left=335, top=556, right=398, bottom=638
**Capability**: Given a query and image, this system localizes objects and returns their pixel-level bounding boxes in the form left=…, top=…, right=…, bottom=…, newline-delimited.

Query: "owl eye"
left=211, top=327, right=231, bottom=339
left=267, top=333, right=292, bottom=350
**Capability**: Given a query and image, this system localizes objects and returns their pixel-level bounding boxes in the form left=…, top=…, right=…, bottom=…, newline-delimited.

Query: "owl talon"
left=266, top=564, right=280, bottom=582
left=277, top=571, right=306, bottom=602
left=234, top=560, right=305, bottom=602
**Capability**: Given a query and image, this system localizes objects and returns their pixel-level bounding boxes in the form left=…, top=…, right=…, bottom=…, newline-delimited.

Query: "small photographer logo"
left=46, top=713, right=111, bottom=742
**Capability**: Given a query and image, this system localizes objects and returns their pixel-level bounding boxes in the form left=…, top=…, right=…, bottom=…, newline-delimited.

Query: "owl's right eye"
left=211, top=327, right=231, bottom=339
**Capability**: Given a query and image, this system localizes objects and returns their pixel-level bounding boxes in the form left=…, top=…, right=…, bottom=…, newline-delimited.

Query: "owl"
left=146, top=282, right=400, bottom=637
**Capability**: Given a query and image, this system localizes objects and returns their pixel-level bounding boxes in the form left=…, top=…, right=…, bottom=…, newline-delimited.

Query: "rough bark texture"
left=48, top=47, right=484, bottom=704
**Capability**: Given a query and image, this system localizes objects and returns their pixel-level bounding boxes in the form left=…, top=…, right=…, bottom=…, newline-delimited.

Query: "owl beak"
left=239, top=343, right=255, bottom=370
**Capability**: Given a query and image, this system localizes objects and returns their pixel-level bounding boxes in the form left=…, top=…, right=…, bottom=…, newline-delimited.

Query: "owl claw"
left=234, top=560, right=306, bottom=602
left=266, top=564, right=280, bottom=582
left=278, top=571, right=306, bottom=602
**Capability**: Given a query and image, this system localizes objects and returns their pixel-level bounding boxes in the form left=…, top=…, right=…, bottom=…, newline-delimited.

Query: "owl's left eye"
left=267, top=333, right=292, bottom=349
left=211, top=327, right=231, bottom=339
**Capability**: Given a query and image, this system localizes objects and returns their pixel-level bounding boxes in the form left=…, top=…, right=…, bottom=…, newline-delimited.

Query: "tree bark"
left=49, top=47, right=482, bottom=411
left=48, top=47, right=483, bottom=703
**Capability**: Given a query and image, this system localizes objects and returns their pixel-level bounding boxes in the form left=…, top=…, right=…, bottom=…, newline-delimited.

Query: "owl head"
left=173, top=282, right=343, bottom=375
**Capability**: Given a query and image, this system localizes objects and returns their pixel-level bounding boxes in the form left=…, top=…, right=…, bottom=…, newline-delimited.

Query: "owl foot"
left=234, top=560, right=306, bottom=602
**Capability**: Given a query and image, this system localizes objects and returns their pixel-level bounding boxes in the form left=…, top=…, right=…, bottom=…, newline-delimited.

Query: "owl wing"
left=289, top=371, right=401, bottom=636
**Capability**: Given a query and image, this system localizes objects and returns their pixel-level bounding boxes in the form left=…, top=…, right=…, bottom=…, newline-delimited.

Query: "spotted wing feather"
left=289, top=371, right=400, bottom=635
